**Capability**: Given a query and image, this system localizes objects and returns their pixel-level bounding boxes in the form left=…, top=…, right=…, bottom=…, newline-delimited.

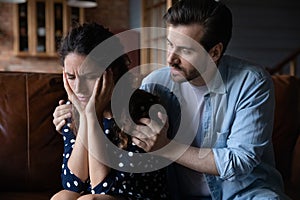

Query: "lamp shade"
left=0, top=0, right=26, bottom=3
left=67, top=0, right=97, bottom=8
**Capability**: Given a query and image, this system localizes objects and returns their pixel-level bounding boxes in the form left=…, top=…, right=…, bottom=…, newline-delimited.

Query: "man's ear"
left=208, top=43, right=223, bottom=62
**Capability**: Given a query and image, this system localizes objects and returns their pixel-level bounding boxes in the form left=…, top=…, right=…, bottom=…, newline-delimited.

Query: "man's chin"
left=170, top=72, right=186, bottom=83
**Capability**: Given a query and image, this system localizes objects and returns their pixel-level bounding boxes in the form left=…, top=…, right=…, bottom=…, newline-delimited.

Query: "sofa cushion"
left=271, top=75, right=300, bottom=183
left=291, top=135, right=300, bottom=184
left=0, top=72, right=66, bottom=193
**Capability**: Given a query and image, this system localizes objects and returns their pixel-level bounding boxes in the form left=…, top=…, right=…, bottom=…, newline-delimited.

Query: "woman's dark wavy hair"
left=163, top=0, right=232, bottom=54
left=58, top=22, right=130, bottom=84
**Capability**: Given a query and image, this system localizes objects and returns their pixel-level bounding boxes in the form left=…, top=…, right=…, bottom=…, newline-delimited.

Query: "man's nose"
left=167, top=50, right=180, bottom=65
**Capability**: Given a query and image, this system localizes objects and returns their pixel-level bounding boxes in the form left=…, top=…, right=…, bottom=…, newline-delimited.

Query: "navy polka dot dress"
left=61, top=118, right=169, bottom=199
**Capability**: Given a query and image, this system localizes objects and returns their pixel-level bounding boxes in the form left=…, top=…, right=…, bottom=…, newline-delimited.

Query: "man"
left=132, top=0, right=290, bottom=199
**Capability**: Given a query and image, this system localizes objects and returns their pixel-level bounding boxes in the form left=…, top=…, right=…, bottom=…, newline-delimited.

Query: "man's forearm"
left=164, top=141, right=219, bottom=175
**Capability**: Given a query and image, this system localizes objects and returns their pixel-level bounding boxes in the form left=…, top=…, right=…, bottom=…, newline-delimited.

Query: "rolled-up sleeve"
left=212, top=75, right=275, bottom=181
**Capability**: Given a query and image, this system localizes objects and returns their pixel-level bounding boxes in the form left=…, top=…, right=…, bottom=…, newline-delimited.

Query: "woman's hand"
left=63, top=69, right=114, bottom=118
left=85, top=69, right=114, bottom=116
left=63, top=70, right=86, bottom=115
left=52, top=100, right=72, bottom=133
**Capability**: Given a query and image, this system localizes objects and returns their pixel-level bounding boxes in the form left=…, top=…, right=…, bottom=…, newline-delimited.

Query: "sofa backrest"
left=271, top=75, right=300, bottom=199
left=0, top=71, right=299, bottom=198
left=0, top=72, right=66, bottom=193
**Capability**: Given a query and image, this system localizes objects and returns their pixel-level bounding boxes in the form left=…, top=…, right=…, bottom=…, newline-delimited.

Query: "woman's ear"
left=208, top=43, right=223, bottom=62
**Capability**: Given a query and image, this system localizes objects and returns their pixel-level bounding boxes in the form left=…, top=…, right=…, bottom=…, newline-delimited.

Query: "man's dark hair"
left=163, top=0, right=232, bottom=53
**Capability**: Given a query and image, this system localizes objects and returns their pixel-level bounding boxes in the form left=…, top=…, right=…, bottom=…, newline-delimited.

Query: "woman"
left=51, top=22, right=168, bottom=200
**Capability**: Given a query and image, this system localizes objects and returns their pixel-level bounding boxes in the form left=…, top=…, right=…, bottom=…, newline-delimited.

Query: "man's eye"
left=67, top=76, right=75, bottom=80
left=182, top=48, right=191, bottom=54
left=167, top=41, right=173, bottom=48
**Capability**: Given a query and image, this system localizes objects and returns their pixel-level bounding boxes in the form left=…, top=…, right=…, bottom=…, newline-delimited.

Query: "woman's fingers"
left=88, top=77, right=100, bottom=105
left=102, top=69, right=112, bottom=86
left=100, top=69, right=114, bottom=99
left=92, top=69, right=114, bottom=114
left=85, top=78, right=100, bottom=113
left=63, top=71, right=73, bottom=98
left=63, top=70, right=76, bottom=104
left=63, top=71, right=82, bottom=112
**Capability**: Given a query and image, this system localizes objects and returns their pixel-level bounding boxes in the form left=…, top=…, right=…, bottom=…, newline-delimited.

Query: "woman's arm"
left=84, top=70, right=114, bottom=188
left=86, top=112, right=111, bottom=188
left=67, top=114, right=89, bottom=182
left=62, top=71, right=89, bottom=183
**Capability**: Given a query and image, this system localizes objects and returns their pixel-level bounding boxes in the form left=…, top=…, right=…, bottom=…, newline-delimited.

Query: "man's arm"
left=173, top=145, right=219, bottom=175
left=132, top=113, right=219, bottom=176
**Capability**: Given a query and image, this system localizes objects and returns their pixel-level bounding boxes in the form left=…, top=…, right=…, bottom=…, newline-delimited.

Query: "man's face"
left=167, top=24, right=208, bottom=86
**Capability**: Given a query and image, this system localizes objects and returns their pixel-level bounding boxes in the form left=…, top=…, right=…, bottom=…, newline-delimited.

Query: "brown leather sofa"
left=0, top=71, right=299, bottom=200
left=0, top=71, right=66, bottom=200
left=272, top=75, right=300, bottom=200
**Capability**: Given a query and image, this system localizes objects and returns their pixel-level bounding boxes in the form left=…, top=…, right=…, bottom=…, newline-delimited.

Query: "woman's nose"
left=74, top=78, right=86, bottom=93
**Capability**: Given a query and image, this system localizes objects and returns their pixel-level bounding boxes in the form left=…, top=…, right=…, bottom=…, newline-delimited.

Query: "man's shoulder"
left=140, top=67, right=177, bottom=98
left=220, top=55, right=271, bottom=81
left=142, top=67, right=171, bottom=85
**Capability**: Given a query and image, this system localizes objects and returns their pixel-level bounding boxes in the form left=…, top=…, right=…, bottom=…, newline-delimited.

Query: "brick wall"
left=0, top=0, right=129, bottom=73
left=85, top=0, right=129, bottom=33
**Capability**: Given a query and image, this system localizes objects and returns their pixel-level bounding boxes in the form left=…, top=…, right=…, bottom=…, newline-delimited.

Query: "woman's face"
left=64, top=53, right=101, bottom=106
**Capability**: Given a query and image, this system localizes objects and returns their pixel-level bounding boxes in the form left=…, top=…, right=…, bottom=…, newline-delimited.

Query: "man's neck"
left=189, top=76, right=206, bottom=86
left=189, top=59, right=220, bottom=87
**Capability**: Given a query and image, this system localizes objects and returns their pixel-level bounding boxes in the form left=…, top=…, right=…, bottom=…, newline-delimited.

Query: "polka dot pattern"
left=60, top=120, right=90, bottom=193
left=60, top=118, right=168, bottom=199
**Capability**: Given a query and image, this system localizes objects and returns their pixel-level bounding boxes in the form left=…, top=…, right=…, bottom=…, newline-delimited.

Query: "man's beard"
left=170, top=63, right=201, bottom=82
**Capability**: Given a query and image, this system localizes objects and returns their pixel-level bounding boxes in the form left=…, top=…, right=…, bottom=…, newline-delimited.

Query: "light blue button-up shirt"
left=140, top=55, right=290, bottom=200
